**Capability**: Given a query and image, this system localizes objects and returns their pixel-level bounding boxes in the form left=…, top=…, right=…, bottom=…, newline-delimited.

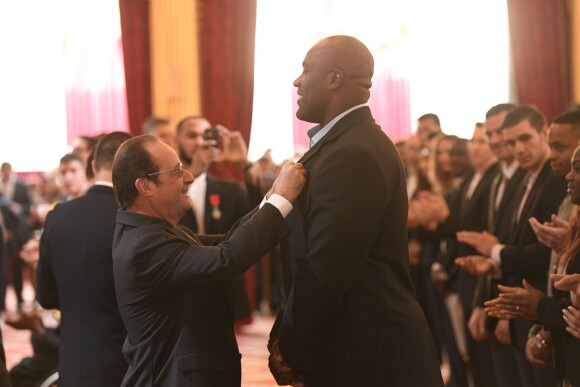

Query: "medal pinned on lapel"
left=209, top=194, right=222, bottom=220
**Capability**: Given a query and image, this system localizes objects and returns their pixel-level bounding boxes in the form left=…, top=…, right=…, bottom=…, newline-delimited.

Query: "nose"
left=489, top=131, right=501, bottom=145
left=566, top=168, right=573, bottom=182
left=183, top=168, right=194, bottom=184
left=293, top=76, right=301, bottom=88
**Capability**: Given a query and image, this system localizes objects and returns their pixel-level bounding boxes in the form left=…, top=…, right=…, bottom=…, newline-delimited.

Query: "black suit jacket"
left=36, top=185, right=127, bottom=387
left=499, top=161, right=567, bottom=347
left=180, top=175, right=250, bottom=235
left=113, top=203, right=290, bottom=387
left=12, top=180, right=32, bottom=216
left=438, top=164, right=500, bottom=310
left=472, top=166, right=527, bottom=310
left=500, top=161, right=567, bottom=288
left=271, top=106, right=443, bottom=386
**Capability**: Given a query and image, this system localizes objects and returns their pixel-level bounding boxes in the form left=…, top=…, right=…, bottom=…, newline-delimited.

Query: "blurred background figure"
left=56, top=153, right=87, bottom=202
left=142, top=116, right=177, bottom=150
left=0, top=162, right=31, bottom=313
left=417, top=113, right=444, bottom=147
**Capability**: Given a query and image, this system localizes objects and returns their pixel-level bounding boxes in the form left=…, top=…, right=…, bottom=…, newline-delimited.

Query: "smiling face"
left=293, top=36, right=373, bottom=128
left=144, top=141, right=194, bottom=225
left=548, top=123, right=579, bottom=177
left=293, top=45, right=332, bottom=125
left=566, top=146, right=580, bottom=205
left=485, top=110, right=513, bottom=163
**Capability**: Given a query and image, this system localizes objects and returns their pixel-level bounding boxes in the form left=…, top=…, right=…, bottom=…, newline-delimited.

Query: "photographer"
left=175, top=116, right=256, bottom=325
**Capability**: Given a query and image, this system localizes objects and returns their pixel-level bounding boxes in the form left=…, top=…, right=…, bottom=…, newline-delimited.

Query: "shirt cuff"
left=490, top=244, right=504, bottom=279
left=260, top=193, right=293, bottom=218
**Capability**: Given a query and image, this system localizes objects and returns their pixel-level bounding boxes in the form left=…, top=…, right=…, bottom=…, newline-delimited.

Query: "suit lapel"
left=204, top=177, right=215, bottom=230
left=487, top=172, right=502, bottom=232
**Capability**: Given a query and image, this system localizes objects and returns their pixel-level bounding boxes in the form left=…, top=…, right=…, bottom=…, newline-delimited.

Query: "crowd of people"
left=404, top=105, right=580, bottom=387
left=0, top=34, right=578, bottom=387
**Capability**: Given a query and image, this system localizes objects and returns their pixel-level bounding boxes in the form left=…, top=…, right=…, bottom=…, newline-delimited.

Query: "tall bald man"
left=268, top=35, right=443, bottom=386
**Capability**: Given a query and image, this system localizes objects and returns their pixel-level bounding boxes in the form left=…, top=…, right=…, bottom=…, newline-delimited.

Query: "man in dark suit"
left=457, top=105, right=567, bottom=387
left=466, top=103, right=527, bottom=387
left=36, top=132, right=132, bottom=386
left=1, top=162, right=32, bottom=216
left=0, top=162, right=32, bottom=311
left=110, top=135, right=305, bottom=387
left=267, top=35, right=442, bottom=387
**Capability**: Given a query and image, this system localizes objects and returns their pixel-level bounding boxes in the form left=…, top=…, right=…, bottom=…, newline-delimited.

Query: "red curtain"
left=507, top=0, right=571, bottom=121
left=198, top=0, right=257, bottom=146
left=119, top=0, right=152, bottom=136
left=65, top=37, right=130, bottom=143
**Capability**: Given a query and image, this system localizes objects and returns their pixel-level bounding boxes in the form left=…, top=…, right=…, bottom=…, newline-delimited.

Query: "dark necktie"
left=487, top=173, right=502, bottom=233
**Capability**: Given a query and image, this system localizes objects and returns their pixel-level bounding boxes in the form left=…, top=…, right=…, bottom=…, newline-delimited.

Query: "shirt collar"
left=94, top=181, right=113, bottom=188
left=502, top=160, right=519, bottom=179
left=307, top=103, right=367, bottom=148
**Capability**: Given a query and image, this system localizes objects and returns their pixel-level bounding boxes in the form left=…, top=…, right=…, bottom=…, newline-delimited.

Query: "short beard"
left=178, top=145, right=192, bottom=165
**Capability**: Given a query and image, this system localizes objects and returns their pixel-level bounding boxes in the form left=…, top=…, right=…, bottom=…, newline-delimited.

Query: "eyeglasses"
left=146, top=163, right=183, bottom=178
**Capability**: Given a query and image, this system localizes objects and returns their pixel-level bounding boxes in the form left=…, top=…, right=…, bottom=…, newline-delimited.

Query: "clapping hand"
left=410, top=191, right=449, bottom=230
left=529, top=215, right=569, bottom=253
left=456, top=231, right=499, bottom=257
left=550, top=273, right=580, bottom=307
left=484, top=280, right=544, bottom=320
left=454, top=255, right=495, bottom=276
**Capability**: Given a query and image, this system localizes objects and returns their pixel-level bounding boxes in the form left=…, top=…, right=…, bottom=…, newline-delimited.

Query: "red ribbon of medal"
left=209, top=194, right=222, bottom=220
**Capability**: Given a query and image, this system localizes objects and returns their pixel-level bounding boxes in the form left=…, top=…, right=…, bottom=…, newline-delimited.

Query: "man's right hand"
left=271, top=162, right=307, bottom=203
left=494, top=319, right=511, bottom=345
left=268, top=340, right=305, bottom=387
left=468, top=307, right=489, bottom=341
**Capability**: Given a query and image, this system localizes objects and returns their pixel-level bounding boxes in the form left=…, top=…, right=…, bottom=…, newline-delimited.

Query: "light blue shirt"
left=307, top=104, right=367, bottom=148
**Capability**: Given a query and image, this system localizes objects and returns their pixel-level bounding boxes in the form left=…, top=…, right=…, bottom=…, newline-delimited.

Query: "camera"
left=203, top=127, right=221, bottom=149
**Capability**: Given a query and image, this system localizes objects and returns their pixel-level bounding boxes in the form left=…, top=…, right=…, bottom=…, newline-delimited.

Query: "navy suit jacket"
left=36, top=185, right=127, bottom=387
left=271, top=106, right=443, bottom=386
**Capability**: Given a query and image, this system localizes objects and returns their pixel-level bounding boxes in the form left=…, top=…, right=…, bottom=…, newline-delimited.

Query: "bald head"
left=314, top=35, right=374, bottom=88
left=294, top=35, right=374, bottom=126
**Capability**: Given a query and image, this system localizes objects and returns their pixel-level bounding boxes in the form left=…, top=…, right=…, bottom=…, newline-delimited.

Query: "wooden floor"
left=2, top=284, right=449, bottom=386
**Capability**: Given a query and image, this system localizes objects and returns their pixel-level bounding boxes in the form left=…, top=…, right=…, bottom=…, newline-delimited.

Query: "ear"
left=135, top=177, right=155, bottom=197
left=540, top=125, right=549, bottom=140
left=327, top=69, right=344, bottom=91
left=91, top=160, right=97, bottom=177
